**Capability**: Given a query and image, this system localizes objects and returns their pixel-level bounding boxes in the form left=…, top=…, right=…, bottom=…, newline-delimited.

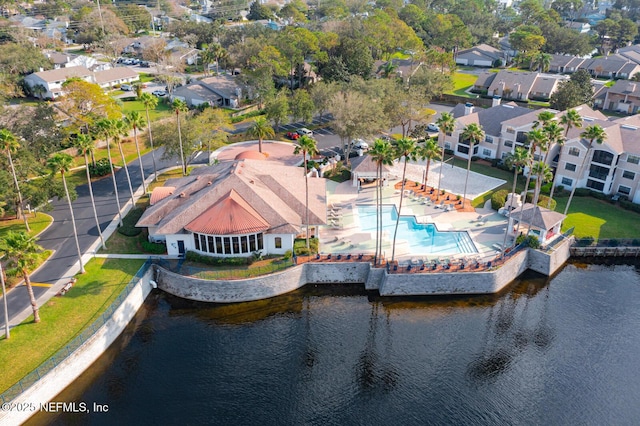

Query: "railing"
left=543, top=227, right=574, bottom=252
left=0, top=260, right=151, bottom=404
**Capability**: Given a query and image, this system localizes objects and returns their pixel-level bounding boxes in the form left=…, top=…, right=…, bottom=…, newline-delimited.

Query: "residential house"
left=582, top=56, right=640, bottom=79
left=443, top=100, right=534, bottom=160
left=23, top=65, right=139, bottom=99
left=548, top=54, right=587, bottom=74
left=455, top=44, right=504, bottom=67
left=373, top=59, right=422, bottom=82
left=172, top=75, right=246, bottom=108
left=483, top=70, right=568, bottom=101
left=9, top=15, right=46, bottom=31
left=45, top=52, right=97, bottom=69
left=93, top=67, right=140, bottom=89
left=602, top=80, right=640, bottom=114
left=565, top=21, right=591, bottom=33
left=24, top=66, right=93, bottom=99
left=136, top=152, right=327, bottom=257
left=165, top=38, right=200, bottom=65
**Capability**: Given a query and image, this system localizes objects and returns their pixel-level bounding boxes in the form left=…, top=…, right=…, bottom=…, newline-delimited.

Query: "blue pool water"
left=357, top=205, right=477, bottom=255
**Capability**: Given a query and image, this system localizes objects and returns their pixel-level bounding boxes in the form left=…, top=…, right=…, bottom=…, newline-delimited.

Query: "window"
left=588, top=165, right=609, bottom=181
left=194, top=233, right=200, bottom=250
left=444, top=142, right=451, bottom=150
left=485, top=136, right=494, bottom=144
left=561, top=177, right=573, bottom=186
left=249, top=234, right=256, bottom=252
left=516, top=132, right=528, bottom=144
left=200, top=235, right=207, bottom=252
left=568, top=147, right=580, bottom=157
left=224, top=237, right=231, bottom=254
left=586, top=179, right=605, bottom=191
left=501, top=152, right=509, bottom=159
left=623, top=170, right=635, bottom=180
left=628, top=154, right=640, bottom=164
left=257, top=233, right=264, bottom=250
left=504, top=140, right=513, bottom=147
left=591, top=150, right=614, bottom=165
left=565, top=163, right=577, bottom=172
left=232, top=237, right=240, bottom=254
left=482, top=149, right=492, bottom=157
left=216, top=237, right=223, bottom=253
left=506, top=127, right=515, bottom=134
left=241, top=236, right=248, bottom=253
left=275, top=237, right=282, bottom=249
left=207, top=236, right=214, bottom=253
left=458, top=145, right=470, bottom=155
left=618, top=185, right=631, bottom=195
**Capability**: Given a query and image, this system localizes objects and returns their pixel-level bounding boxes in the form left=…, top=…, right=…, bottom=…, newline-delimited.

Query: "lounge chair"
left=435, top=201, right=445, bottom=209
left=472, top=215, right=482, bottom=222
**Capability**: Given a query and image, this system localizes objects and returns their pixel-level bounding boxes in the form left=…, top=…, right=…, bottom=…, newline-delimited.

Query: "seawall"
left=156, top=239, right=573, bottom=303
left=0, top=266, right=154, bottom=426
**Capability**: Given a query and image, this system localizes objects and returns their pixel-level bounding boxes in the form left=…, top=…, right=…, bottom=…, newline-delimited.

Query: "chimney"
left=464, top=102, right=474, bottom=115
left=492, top=96, right=502, bottom=107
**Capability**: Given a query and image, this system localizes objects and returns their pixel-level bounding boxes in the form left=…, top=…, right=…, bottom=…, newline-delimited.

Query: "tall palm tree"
left=293, top=135, right=318, bottom=250
left=95, top=118, right=124, bottom=227
left=124, top=111, right=148, bottom=194
left=391, top=138, right=417, bottom=263
left=548, top=109, right=583, bottom=208
left=417, top=139, right=441, bottom=189
left=564, top=125, right=607, bottom=215
left=113, top=118, right=136, bottom=206
left=47, top=153, right=85, bottom=274
left=542, top=121, right=564, bottom=162
left=73, top=134, right=106, bottom=250
left=533, top=110, right=555, bottom=129
left=0, top=129, right=30, bottom=232
left=172, top=98, right=189, bottom=176
left=370, top=139, right=394, bottom=266
left=460, top=123, right=484, bottom=207
left=435, top=112, right=455, bottom=201
left=501, top=147, right=531, bottom=255
left=139, top=93, right=159, bottom=181
left=245, top=116, right=275, bottom=154
left=522, top=128, right=548, bottom=204
left=0, top=231, right=44, bottom=323
left=531, top=161, right=553, bottom=207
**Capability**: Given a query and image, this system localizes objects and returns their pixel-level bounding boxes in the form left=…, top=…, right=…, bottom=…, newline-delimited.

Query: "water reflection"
left=27, top=264, right=640, bottom=425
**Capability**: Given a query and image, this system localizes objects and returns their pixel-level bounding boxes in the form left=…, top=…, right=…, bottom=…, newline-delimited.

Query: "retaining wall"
left=0, top=266, right=154, bottom=426
left=156, top=244, right=572, bottom=303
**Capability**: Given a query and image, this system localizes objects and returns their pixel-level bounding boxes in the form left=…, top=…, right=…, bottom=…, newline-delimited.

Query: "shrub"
left=631, top=239, right=640, bottom=246
left=142, top=241, right=166, bottom=254
left=471, top=156, right=480, bottom=161
left=516, top=234, right=540, bottom=248
left=540, top=182, right=552, bottom=195
left=574, top=188, right=591, bottom=197
left=283, top=250, right=292, bottom=260
left=444, top=148, right=454, bottom=155
left=524, top=193, right=556, bottom=210
left=608, top=239, right=619, bottom=247
left=185, top=251, right=252, bottom=266
left=117, top=207, right=144, bottom=236
left=576, top=236, right=594, bottom=247
left=491, top=189, right=509, bottom=210
left=89, top=158, right=111, bottom=177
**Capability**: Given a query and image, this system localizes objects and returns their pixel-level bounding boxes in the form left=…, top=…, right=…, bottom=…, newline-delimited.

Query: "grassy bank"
left=0, top=213, right=53, bottom=240
left=0, top=258, right=145, bottom=393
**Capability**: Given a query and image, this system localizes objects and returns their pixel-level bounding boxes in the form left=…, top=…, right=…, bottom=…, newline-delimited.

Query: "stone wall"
left=528, top=237, right=574, bottom=276
left=156, top=250, right=549, bottom=302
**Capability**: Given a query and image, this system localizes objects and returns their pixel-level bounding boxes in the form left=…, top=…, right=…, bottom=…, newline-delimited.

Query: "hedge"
left=525, top=193, right=556, bottom=210
left=185, top=251, right=253, bottom=266
left=491, top=189, right=509, bottom=210
left=117, top=207, right=144, bottom=236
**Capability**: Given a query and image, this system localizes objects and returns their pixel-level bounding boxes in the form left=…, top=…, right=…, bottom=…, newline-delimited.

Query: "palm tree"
left=531, top=52, right=552, bottom=72
left=124, top=111, right=148, bottom=194
left=531, top=161, right=553, bottom=207
left=0, top=231, right=44, bottom=323
left=381, top=61, right=398, bottom=78
left=113, top=119, right=136, bottom=206
left=293, top=135, right=318, bottom=250
left=47, top=153, right=85, bottom=274
left=548, top=109, right=583, bottom=208
left=460, top=123, right=484, bottom=207
left=533, top=110, right=555, bottom=129
left=95, top=118, right=124, bottom=227
left=370, top=139, right=394, bottom=266
left=73, top=134, right=106, bottom=250
left=172, top=99, right=189, bottom=176
left=245, top=116, right=275, bottom=154
left=0, top=129, right=30, bottom=232
left=501, top=147, right=531, bottom=255
left=522, top=128, right=548, bottom=204
left=435, top=112, right=455, bottom=201
left=542, top=121, right=564, bottom=163
left=564, top=125, right=607, bottom=215
left=391, top=138, right=417, bottom=263
left=416, top=139, right=441, bottom=189
left=139, top=93, right=159, bottom=181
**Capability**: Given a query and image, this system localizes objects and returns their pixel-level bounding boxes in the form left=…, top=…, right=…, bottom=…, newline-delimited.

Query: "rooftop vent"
left=179, top=192, right=186, bottom=198
left=621, top=124, right=638, bottom=130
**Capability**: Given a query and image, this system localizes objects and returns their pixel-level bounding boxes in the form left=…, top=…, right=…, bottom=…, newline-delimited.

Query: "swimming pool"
left=357, top=205, right=477, bottom=255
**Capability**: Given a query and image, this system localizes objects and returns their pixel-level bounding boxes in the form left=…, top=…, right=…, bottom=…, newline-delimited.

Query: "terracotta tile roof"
left=150, top=186, right=175, bottom=205
left=185, top=189, right=269, bottom=234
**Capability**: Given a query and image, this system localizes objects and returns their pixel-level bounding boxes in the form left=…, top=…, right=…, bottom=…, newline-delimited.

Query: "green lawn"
left=554, top=195, right=640, bottom=239
left=447, top=72, right=479, bottom=97
left=0, top=258, right=145, bottom=393
left=118, top=98, right=173, bottom=121
left=0, top=213, right=53, bottom=240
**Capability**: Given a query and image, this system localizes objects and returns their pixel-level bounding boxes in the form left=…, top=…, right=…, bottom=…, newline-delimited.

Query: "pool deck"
left=320, top=178, right=513, bottom=264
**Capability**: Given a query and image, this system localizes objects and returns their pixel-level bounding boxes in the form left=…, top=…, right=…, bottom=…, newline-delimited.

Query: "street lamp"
left=0, top=256, right=9, bottom=339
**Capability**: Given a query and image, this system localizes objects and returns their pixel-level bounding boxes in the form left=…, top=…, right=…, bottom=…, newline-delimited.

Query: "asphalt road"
left=0, top=147, right=204, bottom=330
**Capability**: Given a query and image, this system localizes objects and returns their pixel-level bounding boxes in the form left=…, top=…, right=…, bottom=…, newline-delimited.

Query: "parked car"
left=427, top=123, right=439, bottom=132
left=286, top=131, right=300, bottom=140
left=121, top=84, right=133, bottom=91
left=353, top=139, right=369, bottom=151
left=152, top=90, right=167, bottom=97
left=297, top=128, right=313, bottom=137
left=140, top=61, right=150, bottom=68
